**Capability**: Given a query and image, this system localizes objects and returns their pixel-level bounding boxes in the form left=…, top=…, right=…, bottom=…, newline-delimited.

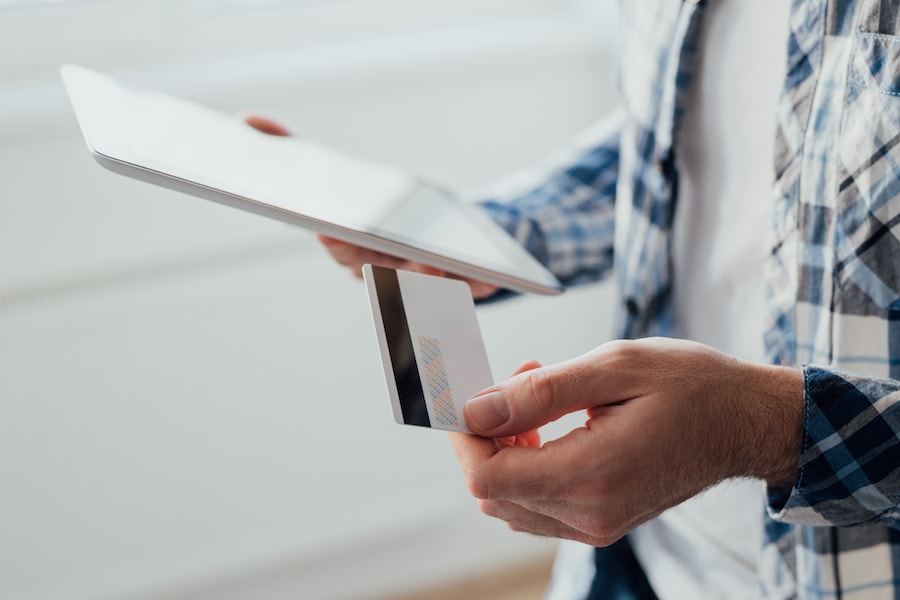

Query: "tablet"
left=60, top=65, right=563, bottom=295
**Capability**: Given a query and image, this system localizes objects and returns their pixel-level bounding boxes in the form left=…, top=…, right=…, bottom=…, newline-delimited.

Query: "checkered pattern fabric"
left=482, top=0, right=900, bottom=597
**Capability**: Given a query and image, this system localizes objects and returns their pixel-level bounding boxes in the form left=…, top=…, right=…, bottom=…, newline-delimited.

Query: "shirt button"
left=625, top=298, right=639, bottom=316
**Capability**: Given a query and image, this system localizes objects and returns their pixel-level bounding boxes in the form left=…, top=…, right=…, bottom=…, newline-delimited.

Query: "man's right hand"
left=317, top=235, right=500, bottom=299
left=243, top=115, right=501, bottom=299
left=449, top=337, right=805, bottom=547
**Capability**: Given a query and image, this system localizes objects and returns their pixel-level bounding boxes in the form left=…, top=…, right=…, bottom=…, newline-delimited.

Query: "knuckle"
left=524, top=368, right=559, bottom=416
left=590, top=530, right=626, bottom=548
left=597, top=339, right=641, bottom=366
left=589, top=521, right=618, bottom=540
left=477, top=500, right=534, bottom=535
left=582, top=512, right=628, bottom=542
left=507, top=520, right=530, bottom=534
left=592, top=338, right=661, bottom=379
left=465, top=469, right=492, bottom=500
left=477, top=498, right=503, bottom=519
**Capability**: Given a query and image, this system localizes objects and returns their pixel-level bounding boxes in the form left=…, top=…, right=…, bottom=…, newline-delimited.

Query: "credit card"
left=363, top=264, right=494, bottom=433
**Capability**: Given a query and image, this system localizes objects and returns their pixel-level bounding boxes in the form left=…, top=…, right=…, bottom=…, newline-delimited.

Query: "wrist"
left=732, top=362, right=804, bottom=488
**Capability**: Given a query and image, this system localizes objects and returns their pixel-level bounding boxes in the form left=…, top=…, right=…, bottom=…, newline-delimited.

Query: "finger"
left=242, top=115, right=292, bottom=136
left=317, top=236, right=499, bottom=299
left=493, top=429, right=542, bottom=449
left=396, top=261, right=446, bottom=277
left=448, top=431, right=499, bottom=467
left=316, top=234, right=342, bottom=246
left=465, top=425, right=660, bottom=540
left=448, top=431, right=503, bottom=493
left=444, top=273, right=500, bottom=300
left=468, top=281, right=501, bottom=299
left=481, top=362, right=542, bottom=445
left=460, top=360, right=541, bottom=436
left=464, top=364, right=575, bottom=437
left=463, top=345, right=639, bottom=438
left=477, top=499, right=623, bottom=547
left=317, top=235, right=440, bottom=278
left=516, top=429, right=542, bottom=447
left=317, top=237, right=401, bottom=273
left=453, top=420, right=646, bottom=539
left=461, top=426, right=580, bottom=502
left=459, top=439, right=564, bottom=505
left=510, top=359, right=543, bottom=377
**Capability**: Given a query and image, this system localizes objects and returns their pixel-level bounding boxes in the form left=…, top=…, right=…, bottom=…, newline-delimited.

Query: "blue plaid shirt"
left=482, top=0, right=900, bottom=597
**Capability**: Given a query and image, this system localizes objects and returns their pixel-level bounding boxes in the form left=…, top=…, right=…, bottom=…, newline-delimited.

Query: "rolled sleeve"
left=478, top=113, right=622, bottom=287
left=767, top=366, right=900, bottom=528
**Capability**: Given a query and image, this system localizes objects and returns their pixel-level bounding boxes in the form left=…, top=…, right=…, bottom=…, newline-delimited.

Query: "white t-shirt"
left=631, top=0, right=790, bottom=597
left=548, top=0, right=790, bottom=597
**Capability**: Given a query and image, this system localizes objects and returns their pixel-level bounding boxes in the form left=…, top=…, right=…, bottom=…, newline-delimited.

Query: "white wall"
left=0, top=2, right=620, bottom=599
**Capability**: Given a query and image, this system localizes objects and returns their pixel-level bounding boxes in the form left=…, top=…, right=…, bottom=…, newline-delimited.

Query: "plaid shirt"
left=482, top=0, right=900, bottom=597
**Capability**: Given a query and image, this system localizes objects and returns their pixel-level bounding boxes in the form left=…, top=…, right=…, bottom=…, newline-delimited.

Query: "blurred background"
left=0, top=0, right=620, bottom=598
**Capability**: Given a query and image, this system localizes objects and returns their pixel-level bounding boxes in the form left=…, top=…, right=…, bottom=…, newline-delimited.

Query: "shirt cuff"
left=767, top=365, right=900, bottom=527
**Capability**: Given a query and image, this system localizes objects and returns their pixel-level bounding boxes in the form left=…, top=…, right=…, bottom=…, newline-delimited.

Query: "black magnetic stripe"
left=371, top=266, right=431, bottom=427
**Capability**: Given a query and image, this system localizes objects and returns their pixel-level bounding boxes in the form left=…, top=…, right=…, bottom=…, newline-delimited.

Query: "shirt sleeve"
left=766, top=366, right=900, bottom=528
left=478, top=110, right=623, bottom=287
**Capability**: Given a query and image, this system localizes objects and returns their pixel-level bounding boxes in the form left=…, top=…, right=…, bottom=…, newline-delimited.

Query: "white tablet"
left=60, top=64, right=563, bottom=295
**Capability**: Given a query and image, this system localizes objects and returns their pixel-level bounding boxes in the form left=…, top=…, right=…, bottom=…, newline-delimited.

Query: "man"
left=257, top=0, right=900, bottom=596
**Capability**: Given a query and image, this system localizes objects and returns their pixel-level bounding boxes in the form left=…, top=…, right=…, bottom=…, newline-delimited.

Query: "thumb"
left=464, top=358, right=596, bottom=438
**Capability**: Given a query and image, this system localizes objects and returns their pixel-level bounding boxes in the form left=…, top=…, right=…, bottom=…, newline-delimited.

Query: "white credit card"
left=363, top=264, right=494, bottom=433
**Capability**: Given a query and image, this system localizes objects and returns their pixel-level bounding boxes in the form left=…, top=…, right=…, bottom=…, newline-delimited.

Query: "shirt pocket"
left=835, top=27, right=900, bottom=310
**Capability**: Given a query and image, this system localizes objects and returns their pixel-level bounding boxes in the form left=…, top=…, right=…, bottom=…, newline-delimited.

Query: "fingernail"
left=466, top=391, right=510, bottom=431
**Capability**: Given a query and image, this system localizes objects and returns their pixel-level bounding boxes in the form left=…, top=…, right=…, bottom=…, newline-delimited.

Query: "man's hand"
left=242, top=115, right=501, bottom=299
left=449, top=337, right=804, bottom=546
